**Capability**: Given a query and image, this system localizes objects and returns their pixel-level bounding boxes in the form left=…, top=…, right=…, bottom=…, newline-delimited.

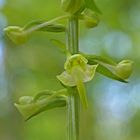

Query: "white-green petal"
left=57, top=71, right=76, bottom=86
left=19, top=96, right=34, bottom=105
left=83, top=64, right=98, bottom=82
left=57, top=64, right=98, bottom=87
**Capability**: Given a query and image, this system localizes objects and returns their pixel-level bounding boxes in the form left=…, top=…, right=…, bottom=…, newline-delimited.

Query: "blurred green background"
left=0, top=0, right=140, bottom=140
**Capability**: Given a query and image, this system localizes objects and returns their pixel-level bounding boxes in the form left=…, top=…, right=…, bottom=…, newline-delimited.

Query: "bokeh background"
left=0, top=0, right=140, bottom=140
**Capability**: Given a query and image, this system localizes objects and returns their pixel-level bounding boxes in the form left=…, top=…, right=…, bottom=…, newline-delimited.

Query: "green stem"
left=66, top=15, right=80, bottom=140
left=67, top=88, right=80, bottom=140
left=67, top=15, right=79, bottom=54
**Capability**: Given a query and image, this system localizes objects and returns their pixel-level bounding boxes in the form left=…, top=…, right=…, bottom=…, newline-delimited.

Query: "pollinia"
left=4, top=0, right=133, bottom=140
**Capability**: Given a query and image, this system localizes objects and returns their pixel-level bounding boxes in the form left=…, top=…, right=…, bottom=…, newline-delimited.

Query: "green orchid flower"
left=57, top=54, right=98, bottom=108
left=15, top=89, right=67, bottom=120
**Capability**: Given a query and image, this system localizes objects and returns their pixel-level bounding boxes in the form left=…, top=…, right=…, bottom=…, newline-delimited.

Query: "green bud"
left=15, top=89, right=67, bottom=120
left=83, top=10, right=99, bottom=28
left=115, top=60, right=133, bottom=79
left=19, top=96, right=33, bottom=105
left=4, top=26, right=27, bottom=45
left=61, top=0, right=83, bottom=14
left=84, top=16, right=99, bottom=28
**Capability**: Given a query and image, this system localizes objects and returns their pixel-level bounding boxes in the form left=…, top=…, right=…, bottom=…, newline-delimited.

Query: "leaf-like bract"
left=84, top=0, right=102, bottom=14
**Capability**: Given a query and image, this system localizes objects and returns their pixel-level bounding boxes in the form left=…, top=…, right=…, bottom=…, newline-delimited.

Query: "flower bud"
left=19, top=96, right=33, bottom=105
left=83, top=10, right=99, bottom=28
left=4, top=26, right=27, bottom=45
left=115, top=60, right=133, bottom=79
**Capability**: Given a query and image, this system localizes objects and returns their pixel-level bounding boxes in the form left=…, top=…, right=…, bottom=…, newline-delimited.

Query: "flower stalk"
left=66, top=15, right=80, bottom=140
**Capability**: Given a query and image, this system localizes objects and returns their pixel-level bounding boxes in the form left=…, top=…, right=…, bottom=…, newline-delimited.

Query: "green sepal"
left=115, top=60, right=133, bottom=79
left=64, top=54, right=88, bottom=72
left=57, top=71, right=76, bottom=86
left=85, top=54, right=116, bottom=65
left=61, top=0, right=83, bottom=14
left=14, top=89, right=67, bottom=121
left=84, top=0, right=102, bottom=14
left=80, top=9, right=99, bottom=28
